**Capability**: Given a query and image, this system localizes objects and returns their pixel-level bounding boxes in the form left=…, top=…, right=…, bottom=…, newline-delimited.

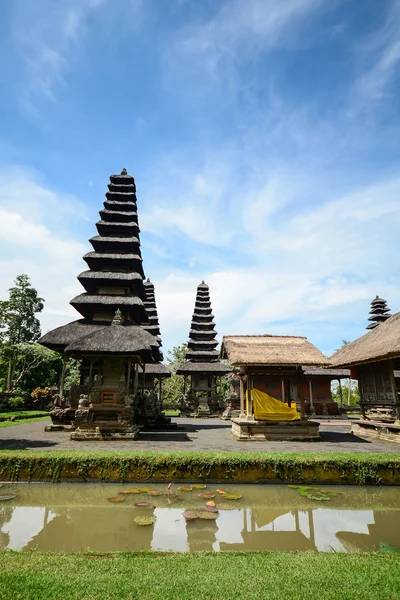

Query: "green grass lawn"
left=0, top=416, right=50, bottom=428
left=0, top=552, right=399, bottom=600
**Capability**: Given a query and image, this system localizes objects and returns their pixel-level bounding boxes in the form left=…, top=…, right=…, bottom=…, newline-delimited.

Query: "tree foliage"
left=162, top=344, right=187, bottom=408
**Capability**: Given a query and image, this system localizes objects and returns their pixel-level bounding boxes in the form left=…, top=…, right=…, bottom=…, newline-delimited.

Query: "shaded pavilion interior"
left=331, top=310, right=400, bottom=443
left=220, top=335, right=332, bottom=440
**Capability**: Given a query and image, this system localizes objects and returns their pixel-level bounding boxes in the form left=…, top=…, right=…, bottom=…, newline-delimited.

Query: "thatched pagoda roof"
left=39, top=320, right=104, bottom=352
left=330, top=311, right=400, bottom=367
left=302, top=366, right=350, bottom=378
left=138, top=363, right=171, bottom=377
left=65, top=320, right=161, bottom=360
left=177, top=361, right=231, bottom=375
left=221, top=335, right=330, bottom=367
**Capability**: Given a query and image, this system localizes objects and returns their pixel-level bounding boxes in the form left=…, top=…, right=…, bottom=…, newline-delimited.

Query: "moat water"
left=0, top=483, right=399, bottom=553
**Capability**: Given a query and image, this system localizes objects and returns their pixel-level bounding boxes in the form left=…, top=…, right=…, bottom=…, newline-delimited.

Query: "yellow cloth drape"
left=251, top=388, right=300, bottom=421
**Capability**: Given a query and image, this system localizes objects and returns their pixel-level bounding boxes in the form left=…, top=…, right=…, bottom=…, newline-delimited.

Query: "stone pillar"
left=338, top=378, right=343, bottom=408
left=246, top=373, right=254, bottom=422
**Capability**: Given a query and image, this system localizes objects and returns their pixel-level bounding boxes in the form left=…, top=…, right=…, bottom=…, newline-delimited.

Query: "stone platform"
left=45, top=424, right=74, bottom=432
left=351, top=420, right=400, bottom=444
left=231, top=418, right=320, bottom=441
left=71, top=425, right=141, bottom=441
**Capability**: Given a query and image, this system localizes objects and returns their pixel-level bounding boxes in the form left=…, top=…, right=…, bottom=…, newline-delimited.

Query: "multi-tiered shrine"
left=39, top=169, right=161, bottom=439
left=139, top=279, right=171, bottom=426
left=177, top=282, right=230, bottom=416
left=366, top=296, right=391, bottom=330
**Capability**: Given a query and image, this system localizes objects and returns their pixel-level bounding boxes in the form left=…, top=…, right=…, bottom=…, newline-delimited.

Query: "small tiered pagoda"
left=177, top=281, right=230, bottom=416
left=139, top=278, right=171, bottom=426
left=39, top=169, right=161, bottom=439
left=366, top=296, right=391, bottom=330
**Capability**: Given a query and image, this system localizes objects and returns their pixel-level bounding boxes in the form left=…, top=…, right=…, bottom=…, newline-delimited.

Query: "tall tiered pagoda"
left=39, top=169, right=161, bottom=439
left=366, top=296, right=391, bottom=330
left=177, top=281, right=230, bottom=416
left=139, top=278, right=171, bottom=426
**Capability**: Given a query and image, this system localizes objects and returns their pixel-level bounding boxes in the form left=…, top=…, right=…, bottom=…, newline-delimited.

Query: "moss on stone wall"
left=1, top=451, right=400, bottom=485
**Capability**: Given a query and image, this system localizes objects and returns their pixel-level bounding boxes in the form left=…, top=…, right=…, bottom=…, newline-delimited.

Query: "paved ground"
left=1, top=417, right=400, bottom=453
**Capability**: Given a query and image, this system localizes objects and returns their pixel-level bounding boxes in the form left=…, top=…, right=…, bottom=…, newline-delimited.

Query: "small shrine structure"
left=139, top=278, right=171, bottom=426
left=366, top=296, right=391, bottom=330
left=220, top=335, right=331, bottom=440
left=39, top=169, right=161, bottom=439
left=177, top=281, right=230, bottom=416
left=331, top=311, right=400, bottom=444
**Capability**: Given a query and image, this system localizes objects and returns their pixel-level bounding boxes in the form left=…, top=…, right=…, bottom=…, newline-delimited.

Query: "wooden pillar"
left=299, top=377, right=306, bottom=420
left=126, top=358, right=132, bottom=396
left=338, top=378, right=343, bottom=407
left=281, top=379, right=285, bottom=403
left=142, top=363, right=146, bottom=395
left=308, top=379, right=315, bottom=416
left=158, top=377, right=162, bottom=404
left=133, top=363, right=139, bottom=396
left=246, top=372, right=254, bottom=421
left=59, top=355, right=67, bottom=397
left=239, top=375, right=245, bottom=419
left=88, top=359, right=93, bottom=392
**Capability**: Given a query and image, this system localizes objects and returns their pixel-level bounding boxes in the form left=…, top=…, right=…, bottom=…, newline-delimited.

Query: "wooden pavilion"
left=39, top=169, right=161, bottom=440
left=331, top=311, right=400, bottom=443
left=220, top=335, right=331, bottom=440
left=177, top=281, right=230, bottom=416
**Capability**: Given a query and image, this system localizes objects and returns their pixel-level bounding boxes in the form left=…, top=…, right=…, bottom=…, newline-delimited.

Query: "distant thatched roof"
left=65, top=322, right=160, bottom=360
left=221, top=335, right=330, bottom=367
left=138, top=363, right=171, bottom=377
left=177, top=361, right=231, bottom=375
left=330, top=312, right=400, bottom=367
left=302, top=366, right=350, bottom=378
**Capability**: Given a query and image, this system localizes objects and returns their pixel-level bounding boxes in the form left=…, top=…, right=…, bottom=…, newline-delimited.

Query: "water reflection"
left=0, top=484, right=399, bottom=553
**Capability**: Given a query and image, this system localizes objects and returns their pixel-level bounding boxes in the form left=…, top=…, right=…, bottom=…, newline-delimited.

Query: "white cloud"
left=0, top=166, right=86, bottom=335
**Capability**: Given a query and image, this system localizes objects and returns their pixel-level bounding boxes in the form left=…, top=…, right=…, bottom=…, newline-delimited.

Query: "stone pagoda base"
left=71, top=425, right=141, bottom=441
left=351, top=420, right=400, bottom=444
left=231, top=418, right=320, bottom=441
left=45, top=424, right=75, bottom=432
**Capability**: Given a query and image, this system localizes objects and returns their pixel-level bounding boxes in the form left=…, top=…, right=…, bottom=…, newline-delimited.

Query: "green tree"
left=162, top=344, right=187, bottom=409
left=0, top=275, right=44, bottom=391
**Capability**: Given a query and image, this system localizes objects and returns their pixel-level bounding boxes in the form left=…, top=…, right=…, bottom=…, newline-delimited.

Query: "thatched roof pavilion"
left=331, top=312, right=400, bottom=368
left=220, top=335, right=331, bottom=367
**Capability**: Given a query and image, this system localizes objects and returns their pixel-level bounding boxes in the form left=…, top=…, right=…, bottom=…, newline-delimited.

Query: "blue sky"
left=1, top=0, right=400, bottom=357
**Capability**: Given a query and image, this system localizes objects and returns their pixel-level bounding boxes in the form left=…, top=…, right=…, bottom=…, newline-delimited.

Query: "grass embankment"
left=0, top=416, right=50, bottom=428
left=0, top=411, right=49, bottom=421
left=0, top=552, right=399, bottom=600
left=1, top=451, right=400, bottom=484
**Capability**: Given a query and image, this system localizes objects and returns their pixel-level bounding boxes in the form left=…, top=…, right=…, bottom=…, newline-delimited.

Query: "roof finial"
left=112, top=308, right=123, bottom=326
left=121, top=168, right=127, bottom=175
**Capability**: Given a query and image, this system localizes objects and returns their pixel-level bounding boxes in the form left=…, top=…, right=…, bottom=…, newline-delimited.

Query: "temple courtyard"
left=1, top=417, right=400, bottom=453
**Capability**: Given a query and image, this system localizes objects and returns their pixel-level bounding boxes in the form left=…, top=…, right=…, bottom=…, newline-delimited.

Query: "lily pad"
left=202, top=505, right=218, bottom=513
left=216, top=489, right=227, bottom=495
left=0, top=494, right=16, bottom=502
left=148, top=490, right=163, bottom=497
left=134, top=502, right=155, bottom=508
left=182, top=510, right=218, bottom=521
left=205, top=500, right=216, bottom=507
left=134, top=516, right=156, bottom=526
left=218, top=503, right=239, bottom=511
left=120, top=488, right=145, bottom=494
left=222, top=494, right=242, bottom=500
left=198, top=493, right=215, bottom=499
left=107, top=496, right=125, bottom=503
left=191, top=484, right=207, bottom=489
left=177, top=486, right=193, bottom=492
